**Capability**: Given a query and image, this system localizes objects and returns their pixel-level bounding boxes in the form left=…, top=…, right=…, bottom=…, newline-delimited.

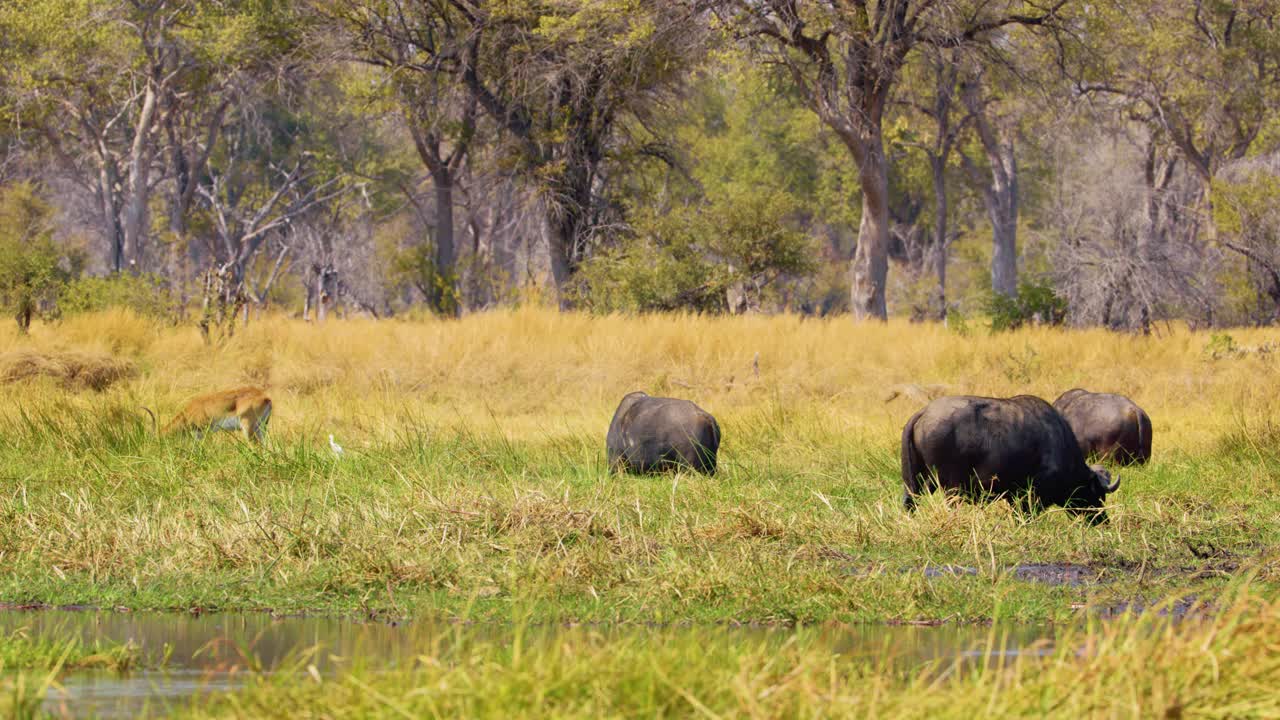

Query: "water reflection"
left=0, top=611, right=1055, bottom=718
left=40, top=671, right=246, bottom=719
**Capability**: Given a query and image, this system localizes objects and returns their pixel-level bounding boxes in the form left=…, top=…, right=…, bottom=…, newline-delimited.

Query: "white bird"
left=329, top=434, right=344, bottom=458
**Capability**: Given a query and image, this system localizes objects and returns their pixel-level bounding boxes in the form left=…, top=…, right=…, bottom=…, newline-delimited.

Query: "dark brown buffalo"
left=901, top=395, right=1120, bottom=522
left=606, top=391, right=721, bottom=474
left=1052, top=389, right=1152, bottom=465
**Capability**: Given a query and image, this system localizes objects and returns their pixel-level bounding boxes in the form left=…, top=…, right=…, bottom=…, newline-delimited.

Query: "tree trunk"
left=96, top=154, right=124, bottom=273
left=962, top=141, right=1018, bottom=298
left=961, top=81, right=1019, bottom=298
left=431, top=173, right=458, bottom=315
left=315, top=268, right=328, bottom=324
left=928, top=154, right=949, bottom=320
left=851, top=136, right=890, bottom=321
left=541, top=156, right=595, bottom=309
left=14, top=295, right=32, bottom=334
left=1140, top=143, right=1182, bottom=249
left=408, top=119, right=470, bottom=316
left=167, top=99, right=227, bottom=241
left=545, top=212, right=575, bottom=309
left=256, top=245, right=290, bottom=309
left=122, top=83, right=159, bottom=273
left=989, top=172, right=1018, bottom=298
left=167, top=116, right=189, bottom=239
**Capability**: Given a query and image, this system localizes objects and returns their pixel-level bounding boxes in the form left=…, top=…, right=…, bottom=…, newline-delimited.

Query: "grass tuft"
left=0, top=348, right=136, bottom=392
left=0, top=628, right=138, bottom=672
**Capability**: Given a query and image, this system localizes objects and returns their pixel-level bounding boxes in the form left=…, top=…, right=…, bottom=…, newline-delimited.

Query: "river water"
left=0, top=610, right=1056, bottom=718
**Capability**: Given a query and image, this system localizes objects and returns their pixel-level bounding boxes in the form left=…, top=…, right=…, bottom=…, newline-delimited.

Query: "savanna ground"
left=2, top=308, right=1280, bottom=717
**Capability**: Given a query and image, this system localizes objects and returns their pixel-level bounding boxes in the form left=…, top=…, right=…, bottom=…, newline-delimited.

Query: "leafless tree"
left=1044, top=123, right=1216, bottom=331
left=291, top=201, right=386, bottom=323
left=19, top=3, right=182, bottom=273
left=895, top=47, right=969, bottom=319
left=197, top=158, right=346, bottom=288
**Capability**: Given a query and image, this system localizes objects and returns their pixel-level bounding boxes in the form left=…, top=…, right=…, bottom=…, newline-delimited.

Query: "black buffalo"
left=900, top=395, right=1121, bottom=521
left=606, top=391, right=721, bottom=474
left=1053, top=389, right=1152, bottom=465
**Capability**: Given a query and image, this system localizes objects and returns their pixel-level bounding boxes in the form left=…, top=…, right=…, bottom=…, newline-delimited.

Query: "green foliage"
left=1072, top=0, right=1280, bottom=183
left=596, top=56, right=850, bottom=313
left=1209, top=166, right=1280, bottom=322
left=579, top=225, right=717, bottom=312
left=385, top=243, right=460, bottom=316
left=1203, top=332, right=1240, bottom=360
left=984, top=279, right=1068, bottom=332
left=580, top=187, right=816, bottom=312
left=4, top=0, right=1279, bottom=323
left=1213, top=170, right=1280, bottom=242
left=0, top=0, right=302, bottom=97
left=945, top=307, right=973, bottom=337
left=678, top=61, right=859, bottom=236
left=59, top=274, right=179, bottom=321
left=0, top=183, right=83, bottom=332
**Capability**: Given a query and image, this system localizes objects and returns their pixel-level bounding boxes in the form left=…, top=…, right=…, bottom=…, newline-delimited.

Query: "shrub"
left=985, top=279, right=1068, bottom=332
left=0, top=183, right=84, bottom=332
left=384, top=244, right=460, bottom=316
left=59, top=273, right=179, bottom=321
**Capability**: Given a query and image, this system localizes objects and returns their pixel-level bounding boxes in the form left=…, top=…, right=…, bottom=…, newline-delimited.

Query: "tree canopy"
left=0, top=0, right=1277, bottom=330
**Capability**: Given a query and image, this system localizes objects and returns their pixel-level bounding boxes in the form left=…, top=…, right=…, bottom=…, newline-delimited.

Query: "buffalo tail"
left=1134, top=407, right=1152, bottom=463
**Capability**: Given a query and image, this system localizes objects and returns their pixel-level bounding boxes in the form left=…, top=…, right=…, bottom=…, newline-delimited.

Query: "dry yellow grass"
left=0, top=348, right=135, bottom=391
left=0, top=307, right=1275, bottom=452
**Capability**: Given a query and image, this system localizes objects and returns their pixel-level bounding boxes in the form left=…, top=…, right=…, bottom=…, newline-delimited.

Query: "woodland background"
left=0, top=0, right=1278, bottom=335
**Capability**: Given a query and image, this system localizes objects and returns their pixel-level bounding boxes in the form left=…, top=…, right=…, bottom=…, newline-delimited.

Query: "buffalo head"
left=1066, top=464, right=1121, bottom=524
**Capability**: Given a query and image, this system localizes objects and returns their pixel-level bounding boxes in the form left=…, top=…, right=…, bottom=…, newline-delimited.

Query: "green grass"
left=0, top=672, right=52, bottom=720
left=0, top=629, right=138, bottom=720
left=0, top=403, right=1276, bottom=624
left=0, top=628, right=138, bottom=672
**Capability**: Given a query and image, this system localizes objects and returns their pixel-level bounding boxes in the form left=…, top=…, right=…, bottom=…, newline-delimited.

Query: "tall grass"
left=0, top=310, right=1276, bottom=622
left=0, top=671, right=54, bottom=720
left=6, top=307, right=1279, bottom=449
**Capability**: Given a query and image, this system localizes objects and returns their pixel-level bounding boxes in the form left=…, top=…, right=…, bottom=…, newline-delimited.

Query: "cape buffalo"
left=1053, top=389, right=1152, bottom=465
left=606, top=391, right=721, bottom=475
left=900, top=395, right=1121, bottom=522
